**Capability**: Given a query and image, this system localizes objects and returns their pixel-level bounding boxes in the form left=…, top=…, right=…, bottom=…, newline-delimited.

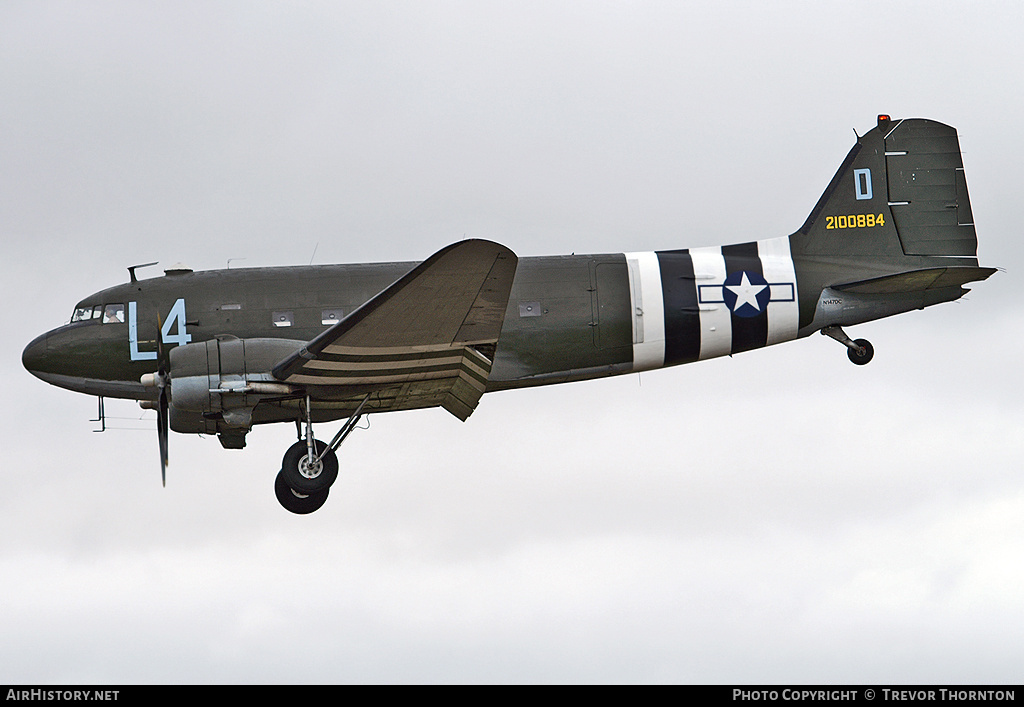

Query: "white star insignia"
left=726, top=272, right=767, bottom=312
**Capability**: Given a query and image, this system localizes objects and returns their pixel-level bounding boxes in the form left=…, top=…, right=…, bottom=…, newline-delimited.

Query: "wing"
left=272, top=239, right=518, bottom=420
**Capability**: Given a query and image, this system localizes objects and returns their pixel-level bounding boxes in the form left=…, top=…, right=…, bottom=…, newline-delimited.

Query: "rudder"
left=884, top=118, right=977, bottom=256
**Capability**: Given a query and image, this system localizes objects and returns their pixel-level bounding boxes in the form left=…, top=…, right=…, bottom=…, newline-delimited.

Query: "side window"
left=322, top=309, right=344, bottom=326
left=103, top=304, right=125, bottom=324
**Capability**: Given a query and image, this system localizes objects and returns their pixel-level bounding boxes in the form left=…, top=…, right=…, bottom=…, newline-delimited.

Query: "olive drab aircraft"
left=23, top=116, right=996, bottom=514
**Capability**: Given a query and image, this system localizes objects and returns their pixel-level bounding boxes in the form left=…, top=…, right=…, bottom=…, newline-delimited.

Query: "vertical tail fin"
left=790, top=116, right=995, bottom=333
left=791, top=116, right=981, bottom=259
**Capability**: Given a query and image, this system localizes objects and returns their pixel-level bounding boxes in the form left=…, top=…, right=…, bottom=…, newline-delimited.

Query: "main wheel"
left=275, top=470, right=329, bottom=514
left=281, top=439, right=340, bottom=495
left=847, top=338, right=874, bottom=365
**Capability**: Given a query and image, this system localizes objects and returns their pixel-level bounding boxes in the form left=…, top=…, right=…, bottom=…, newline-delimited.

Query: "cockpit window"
left=72, top=306, right=99, bottom=323
left=103, top=304, right=125, bottom=324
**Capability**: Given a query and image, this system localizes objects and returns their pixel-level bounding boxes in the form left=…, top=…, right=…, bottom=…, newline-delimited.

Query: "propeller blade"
left=140, top=311, right=172, bottom=486
left=158, top=380, right=169, bottom=487
left=155, top=311, right=169, bottom=486
left=156, top=310, right=165, bottom=362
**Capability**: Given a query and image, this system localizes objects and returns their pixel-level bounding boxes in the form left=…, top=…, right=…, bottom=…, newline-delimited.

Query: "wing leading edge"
left=272, top=239, right=518, bottom=420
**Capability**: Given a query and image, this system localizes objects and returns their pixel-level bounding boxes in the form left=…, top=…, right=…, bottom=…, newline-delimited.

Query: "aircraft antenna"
left=309, top=242, right=320, bottom=266
left=127, top=261, right=159, bottom=283
left=90, top=396, right=106, bottom=433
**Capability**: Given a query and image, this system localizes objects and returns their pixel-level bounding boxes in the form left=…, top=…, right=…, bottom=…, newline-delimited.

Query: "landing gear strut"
left=275, top=393, right=370, bottom=514
left=821, top=325, right=874, bottom=365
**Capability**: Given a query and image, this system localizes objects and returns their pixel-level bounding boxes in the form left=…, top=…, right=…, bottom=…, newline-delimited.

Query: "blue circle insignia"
left=722, top=270, right=770, bottom=318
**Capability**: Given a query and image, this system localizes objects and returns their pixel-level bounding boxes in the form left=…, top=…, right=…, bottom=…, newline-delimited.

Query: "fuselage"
left=23, top=236, right=809, bottom=403
left=23, top=231, right=981, bottom=421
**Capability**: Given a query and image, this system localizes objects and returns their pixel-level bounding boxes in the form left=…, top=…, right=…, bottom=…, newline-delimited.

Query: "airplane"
left=23, top=116, right=996, bottom=514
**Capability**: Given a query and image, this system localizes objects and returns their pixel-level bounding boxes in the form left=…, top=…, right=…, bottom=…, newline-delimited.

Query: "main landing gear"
left=821, top=325, right=874, bottom=365
left=275, top=394, right=370, bottom=514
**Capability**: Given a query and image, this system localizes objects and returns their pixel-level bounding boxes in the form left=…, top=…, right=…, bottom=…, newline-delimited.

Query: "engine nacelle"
left=166, top=337, right=304, bottom=435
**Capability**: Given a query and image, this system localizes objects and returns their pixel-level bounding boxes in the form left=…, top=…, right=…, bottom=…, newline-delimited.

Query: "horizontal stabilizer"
left=834, top=266, right=996, bottom=295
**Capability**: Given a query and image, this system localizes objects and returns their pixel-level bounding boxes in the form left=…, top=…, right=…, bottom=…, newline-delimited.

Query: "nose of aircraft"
left=22, top=332, right=48, bottom=378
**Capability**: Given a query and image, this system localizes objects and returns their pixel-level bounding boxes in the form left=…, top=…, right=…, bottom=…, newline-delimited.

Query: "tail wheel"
left=280, top=439, right=339, bottom=495
left=847, top=338, right=874, bottom=365
left=275, top=470, right=329, bottom=514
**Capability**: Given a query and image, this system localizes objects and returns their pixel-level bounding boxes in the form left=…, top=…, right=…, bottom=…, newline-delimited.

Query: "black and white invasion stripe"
left=624, top=236, right=799, bottom=371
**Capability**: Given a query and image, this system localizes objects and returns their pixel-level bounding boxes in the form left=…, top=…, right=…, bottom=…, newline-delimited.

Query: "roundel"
left=722, top=270, right=770, bottom=318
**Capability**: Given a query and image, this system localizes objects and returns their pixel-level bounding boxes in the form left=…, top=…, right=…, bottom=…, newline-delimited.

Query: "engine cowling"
left=163, top=337, right=304, bottom=437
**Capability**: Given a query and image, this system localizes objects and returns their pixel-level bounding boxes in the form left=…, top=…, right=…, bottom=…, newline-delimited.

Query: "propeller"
left=141, top=312, right=170, bottom=486
left=156, top=369, right=170, bottom=486
left=156, top=311, right=169, bottom=486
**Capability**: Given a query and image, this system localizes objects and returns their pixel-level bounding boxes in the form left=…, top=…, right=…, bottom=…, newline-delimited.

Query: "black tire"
left=275, top=470, right=329, bottom=515
left=848, top=338, right=874, bottom=365
left=281, top=439, right=340, bottom=495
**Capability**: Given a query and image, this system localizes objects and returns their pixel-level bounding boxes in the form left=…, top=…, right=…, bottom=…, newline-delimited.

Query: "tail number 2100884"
left=826, top=213, right=886, bottom=230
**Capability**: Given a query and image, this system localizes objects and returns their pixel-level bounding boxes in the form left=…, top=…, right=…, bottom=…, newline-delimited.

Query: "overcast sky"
left=1, top=0, right=1021, bottom=684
